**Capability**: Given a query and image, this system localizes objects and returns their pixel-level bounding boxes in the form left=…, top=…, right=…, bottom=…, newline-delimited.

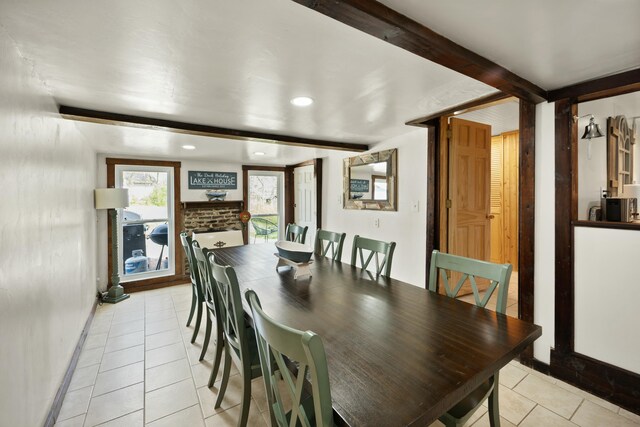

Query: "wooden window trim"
left=106, top=158, right=185, bottom=293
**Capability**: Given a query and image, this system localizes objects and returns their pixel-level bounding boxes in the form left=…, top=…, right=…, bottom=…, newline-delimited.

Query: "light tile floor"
left=55, top=283, right=640, bottom=427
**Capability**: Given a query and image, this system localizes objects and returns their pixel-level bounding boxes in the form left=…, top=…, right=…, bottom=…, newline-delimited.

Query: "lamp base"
left=102, top=284, right=130, bottom=304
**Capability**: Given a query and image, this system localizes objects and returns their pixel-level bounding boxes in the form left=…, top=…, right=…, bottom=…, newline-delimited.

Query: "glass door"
left=115, top=165, right=175, bottom=281
left=247, top=171, right=284, bottom=244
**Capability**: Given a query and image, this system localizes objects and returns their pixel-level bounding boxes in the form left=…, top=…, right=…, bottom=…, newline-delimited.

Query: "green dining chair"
left=314, top=229, right=346, bottom=261
left=245, top=289, right=334, bottom=427
left=350, top=235, right=396, bottom=277
left=179, top=232, right=204, bottom=343
left=191, top=242, right=224, bottom=380
left=428, top=249, right=513, bottom=427
left=210, top=259, right=263, bottom=427
left=285, top=223, right=308, bottom=244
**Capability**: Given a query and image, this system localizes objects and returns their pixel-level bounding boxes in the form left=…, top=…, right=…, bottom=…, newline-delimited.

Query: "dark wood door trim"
left=292, top=0, right=546, bottom=103
left=424, top=119, right=439, bottom=283
left=60, top=105, right=369, bottom=152
left=518, top=99, right=536, bottom=362
left=427, top=101, right=536, bottom=362
left=106, top=157, right=185, bottom=293
left=554, top=99, right=578, bottom=354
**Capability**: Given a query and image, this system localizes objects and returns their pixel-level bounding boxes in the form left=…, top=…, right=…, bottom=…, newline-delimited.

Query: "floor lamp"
left=95, top=188, right=131, bottom=304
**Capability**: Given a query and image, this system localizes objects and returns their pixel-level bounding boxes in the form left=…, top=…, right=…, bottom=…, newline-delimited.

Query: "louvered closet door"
left=490, top=135, right=504, bottom=264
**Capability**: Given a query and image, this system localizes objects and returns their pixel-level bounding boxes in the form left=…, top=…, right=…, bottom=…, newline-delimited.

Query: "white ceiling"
left=456, top=99, right=520, bottom=136
left=379, top=0, right=640, bottom=90
left=1, top=0, right=638, bottom=163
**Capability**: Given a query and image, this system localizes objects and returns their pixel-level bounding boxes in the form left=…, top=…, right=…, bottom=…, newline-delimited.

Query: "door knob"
left=486, top=214, right=495, bottom=219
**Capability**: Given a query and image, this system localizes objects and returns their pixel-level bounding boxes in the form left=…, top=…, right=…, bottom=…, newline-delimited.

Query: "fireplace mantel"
left=182, top=200, right=244, bottom=210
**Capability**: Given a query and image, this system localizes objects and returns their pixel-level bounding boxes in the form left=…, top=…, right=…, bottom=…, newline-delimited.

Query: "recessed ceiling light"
left=182, top=145, right=196, bottom=150
left=290, top=96, right=314, bottom=107
left=254, top=151, right=265, bottom=156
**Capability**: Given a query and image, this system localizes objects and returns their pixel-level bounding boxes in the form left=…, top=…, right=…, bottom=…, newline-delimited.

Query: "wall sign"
left=188, top=171, right=237, bottom=189
left=350, top=179, right=370, bottom=192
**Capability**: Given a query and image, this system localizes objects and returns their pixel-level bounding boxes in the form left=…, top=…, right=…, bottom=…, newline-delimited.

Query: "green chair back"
left=285, top=223, right=308, bottom=244
left=427, top=250, right=512, bottom=313
left=180, top=232, right=204, bottom=341
left=192, top=242, right=225, bottom=372
left=427, top=249, right=512, bottom=426
left=314, top=229, right=346, bottom=261
left=245, top=289, right=334, bottom=427
left=180, top=232, right=201, bottom=290
left=192, top=242, right=218, bottom=313
left=210, top=260, right=250, bottom=367
left=210, top=258, right=262, bottom=425
left=350, top=235, right=396, bottom=277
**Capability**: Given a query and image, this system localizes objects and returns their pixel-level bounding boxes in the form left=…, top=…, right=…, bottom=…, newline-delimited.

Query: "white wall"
left=533, top=102, right=556, bottom=364
left=322, top=129, right=428, bottom=287
left=574, top=227, right=640, bottom=374
left=577, top=92, right=640, bottom=219
left=0, top=28, right=97, bottom=426
left=535, top=98, right=640, bottom=376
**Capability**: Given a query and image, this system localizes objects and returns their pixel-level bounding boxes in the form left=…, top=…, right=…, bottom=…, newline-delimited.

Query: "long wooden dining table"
left=212, top=243, right=541, bottom=426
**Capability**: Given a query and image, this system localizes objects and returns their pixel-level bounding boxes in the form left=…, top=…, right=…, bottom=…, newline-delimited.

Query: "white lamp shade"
left=95, top=188, right=129, bottom=209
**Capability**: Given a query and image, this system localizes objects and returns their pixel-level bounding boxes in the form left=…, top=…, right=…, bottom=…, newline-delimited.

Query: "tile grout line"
left=510, top=371, right=529, bottom=390
left=516, top=403, right=538, bottom=426
left=79, top=306, right=115, bottom=426
left=175, top=287, right=207, bottom=424
left=509, top=379, right=585, bottom=423
left=143, top=294, right=148, bottom=426
left=568, top=398, right=586, bottom=423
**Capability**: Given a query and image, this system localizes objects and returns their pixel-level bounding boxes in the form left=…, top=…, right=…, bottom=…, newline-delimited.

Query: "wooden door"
left=502, top=131, right=519, bottom=269
left=489, top=131, right=519, bottom=270
left=490, top=135, right=504, bottom=263
left=448, top=118, right=492, bottom=294
left=294, top=165, right=316, bottom=242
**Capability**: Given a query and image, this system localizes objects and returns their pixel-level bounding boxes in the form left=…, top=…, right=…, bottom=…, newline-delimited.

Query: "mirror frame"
left=343, top=149, right=397, bottom=211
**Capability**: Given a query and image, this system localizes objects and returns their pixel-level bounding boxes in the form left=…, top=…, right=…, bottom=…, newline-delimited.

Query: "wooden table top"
left=212, top=243, right=542, bottom=426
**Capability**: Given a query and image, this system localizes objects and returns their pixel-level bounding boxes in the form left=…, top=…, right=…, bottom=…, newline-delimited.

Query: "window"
left=115, top=165, right=175, bottom=281
left=105, top=158, right=180, bottom=291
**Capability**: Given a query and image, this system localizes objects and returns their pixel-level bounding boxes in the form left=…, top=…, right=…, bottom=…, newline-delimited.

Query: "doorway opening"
left=247, top=170, right=284, bottom=244
left=439, top=98, right=520, bottom=318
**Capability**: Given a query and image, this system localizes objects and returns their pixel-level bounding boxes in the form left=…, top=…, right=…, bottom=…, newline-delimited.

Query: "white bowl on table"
left=275, top=240, right=313, bottom=263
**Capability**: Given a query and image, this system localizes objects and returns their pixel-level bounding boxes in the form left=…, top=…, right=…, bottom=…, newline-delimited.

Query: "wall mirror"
left=343, top=149, right=397, bottom=210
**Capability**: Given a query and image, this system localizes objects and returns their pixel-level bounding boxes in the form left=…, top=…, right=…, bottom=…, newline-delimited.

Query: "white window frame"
left=115, top=165, right=176, bottom=281
left=248, top=170, right=285, bottom=241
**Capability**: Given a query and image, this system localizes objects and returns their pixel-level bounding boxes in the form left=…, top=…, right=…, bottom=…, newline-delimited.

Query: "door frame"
left=242, top=165, right=287, bottom=245
left=106, top=158, right=185, bottom=293
left=424, top=98, right=537, bottom=363
left=285, top=158, right=323, bottom=231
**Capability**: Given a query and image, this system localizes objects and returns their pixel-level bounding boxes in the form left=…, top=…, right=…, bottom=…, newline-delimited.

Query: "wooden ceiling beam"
left=292, top=0, right=547, bottom=103
left=59, top=106, right=369, bottom=152
left=547, top=68, right=640, bottom=103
